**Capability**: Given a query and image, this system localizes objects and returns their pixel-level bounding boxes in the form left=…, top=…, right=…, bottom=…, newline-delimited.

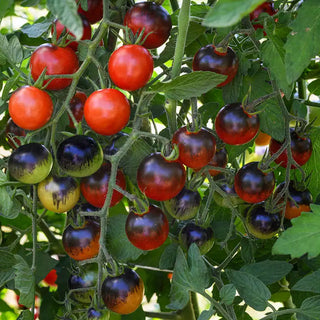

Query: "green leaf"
left=0, top=269, right=15, bottom=287
left=21, top=21, right=52, bottom=38
left=203, top=0, right=265, bottom=28
left=226, top=269, right=271, bottom=311
left=0, top=250, right=16, bottom=270
left=0, top=186, right=22, bottom=219
left=18, top=310, right=34, bottom=320
left=285, top=0, right=320, bottom=83
left=292, top=269, right=320, bottom=293
left=297, top=295, right=320, bottom=320
left=220, top=284, right=236, bottom=305
left=46, top=0, right=83, bottom=39
left=0, top=0, right=13, bottom=19
left=159, top=243, right=178, bottom=270
left=153, top=71, right=227, bottom=100
left=308, top=79, right=320, bottom=95
left=240, top=260, right=293, bottom=285
left=8, top=36, right=23, bottom=64
left=272, top=204, right=320, bottom=259
left=198, top=308, right=215, bottom=320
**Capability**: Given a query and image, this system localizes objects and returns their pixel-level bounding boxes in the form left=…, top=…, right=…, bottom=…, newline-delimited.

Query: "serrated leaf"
left=203, top=0, right=265, bottom=28
left=153, top=72, right=227, bottom=100
left=240, top=260, right=293, bottom=285
left=198, top=308, right=215, bottom=320
left=47, top=0, right=83, bottom=39
left=297, top=295, right=320, bottom=320
left=0, top=186, right=21, bottom=219
left=285, top=0, right=320, bottom=83
left=0, top=269, right=15, bottom=287
left=226, top=269, right=271, bottom=311
left=159, top=243, right=178, bottom=270
left=220, top=284, right=236, bottom=305
left=272, top=205, right=320, bottom=258
left=292, top=269, right=320, bottom=293
left=8, top=36, right=23, bottom=64
left=21, top=21, right=52, bottom=38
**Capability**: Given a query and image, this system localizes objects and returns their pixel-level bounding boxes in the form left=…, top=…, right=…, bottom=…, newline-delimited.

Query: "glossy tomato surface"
left=124, top=1, right=172, bottom=49
left=9, top=86, right=53, bottom=130
left=30, top=44, right=79, bottom=90
left=57, top=135, right=103, bottom=177
left=43, top=269, right=57, bottom=286
left=84, top=89, right=131, bottom=136
left=77, top=0, right=103, bottom=24
left=269, top=128, right=312, bottom=168
left=125, top=205, right=169, bottom=250
left=215, top=103, right=260, bottom=145
left=234, top=162, right=275, bottom=203
left=37, top=175, right=80, bottom=213
left=69, top=91, right=87, bottom=128
left=179, top=222, right=214, bottom=255
left=108, top=44, right=153, bottom=91
left=172, top=126, right=216, bottom=169
left=208, top=147, right=228, bottom=176
left=8, top=143, right=53, bottom=184
left=164, top=187, right=201, bottom=220
left=80, top=162, right=126, bottom=208
left=101, top=268, right=144, bottom=315
left=192, top=45, right=239, bottom=87
left=137, top=152, right=186, bottom=201
left=62, top=218, right=100, bottom=260
left=5, top=118, right=26, bottom=149
left=245, top=204, right=281, bottom=239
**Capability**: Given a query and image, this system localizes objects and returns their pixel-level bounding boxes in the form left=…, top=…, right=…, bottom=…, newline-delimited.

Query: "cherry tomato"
left=255, top=131, right=271, bottom=146
left=124, top=2, right=172, bottom=49
left=62, top=218, right=100, bottom=260
left=172, top=126, right=216, bottom=169
left=77, top=0, right=103, bottom=24
left=53, top=15, right=92, bottom=51
left=84, top=89, right=131, bottom=136
left=9, top=86, right=53, bottom=130
left=108, top=44, right=153, bottom=91
left=125, top=205, right=169, bottom=250
left=245, top=204, right=281, bottom=239
left=37, top=175, right=80, bottom=213
left=80, top=162, right=126, bottom=208
left=250, top=2, right=277, bottom=31
left=43, top=269, right=58, bottom=287
left=274, top=181, right=313, bottom=220
left=5, top=118, right=26, bottom=149
left=137, top=152, right=186, bottom=201
left=68, top=91, right=87, bottom=128
left=9, top=143, right=53, bottom=184
left=57, top=135, right=103, bottom=178
left=208, top=147, right=228, bottom=176
left=164, top=187, right=201, bottom=220
left=234, top=162, right=275, bottom=203
left=179, top=222, right=214, bottom=255
left=101, top=268, right=144, bottom=315
left=192, top=45, right=239, bottom=87
left=30, top=44, right=79, bottom=90
left=213, top=182, right=243, bottom=208
left=215, top=103, right=260, bottom=145
left=269, top=128, right=312, bottom=168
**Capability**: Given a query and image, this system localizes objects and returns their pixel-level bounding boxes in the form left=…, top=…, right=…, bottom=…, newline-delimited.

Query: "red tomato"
left=84, top=89, right=130, bottom=135
left=80, top=162, right=126, bottom=208
left=43, top=269, right=58, bottom=286
left=30, top=44, right=79, bottom=90
left=108, top=44, right=153, bottom=91
left=68, top=91, right=87, bottom=128
left=53, top=15, right=92, bottom=50
left=250, top=2, right=277, bottom=31
left=9, top=86, right=53, bottom=130
left=77, top=0, right=103, bottom=24
left=208, top=147, right=228, bottom=176
left=5, top=118, right=26, bottom=148
left=172, top=126, right=216, bottom=169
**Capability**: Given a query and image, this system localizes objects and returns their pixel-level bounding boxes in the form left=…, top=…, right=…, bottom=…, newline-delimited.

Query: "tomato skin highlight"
left=234, top=162, right=275, bottom=203
left=37, top=175, right=80, bottom=213
left=80, top=162, right=126, bottom=208
left=215, top=103, right=260, bottom=145
left=137, top=152, right=186, bottom=201
left=5, top=118, right=26, bottom=149
left=192, top=45, right=239, bottom=87
left=84, top=89, right=131, bottom=136
left=124, top=1, right=172, bottom=49
left=8, top=143, right=53, bottom=184
left=77, top=0, right=103, bottom=24
left=30, top=44, right=79, bottom=90
left=108, top=44, right=154, bottom=91
left=125, top=205, right=169, bottom=250
left=101, top=268, right=144, bottom=315
left=172, top=126, right=216, bottom=169
left=9, top=86, right=53, bottom=130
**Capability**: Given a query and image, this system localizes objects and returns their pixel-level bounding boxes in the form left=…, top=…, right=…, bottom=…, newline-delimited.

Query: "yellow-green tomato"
left=37, top=175, right=80, bottom=213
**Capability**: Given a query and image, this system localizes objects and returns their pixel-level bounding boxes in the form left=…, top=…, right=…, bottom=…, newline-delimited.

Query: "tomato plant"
left=5, top=118, right=26, bottom=148
left=77, top=0, right=103, bottom=24
left=207, top=147, right=228, bottom=176
left=250, top=1, right=277, bottom=31
left=68, top=91, right=87, bottom=128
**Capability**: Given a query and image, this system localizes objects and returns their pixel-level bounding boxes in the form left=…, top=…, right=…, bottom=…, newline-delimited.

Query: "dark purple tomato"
left=164, top=187, right=201, bottom=220
left=192, top=45, right=239, bottom=87
left=77, top=0, right=103, bottom=24
left=234, top=162, right=275, bottom=203
left=62, top=218, right=100, bottom=261
left=5, top=118, right=26, bottom=149
left=124, top=1, right=172, bottom=49
left=213, top=183, right=243, bottom=208
left=172, top=126, right=216, bottom=169
left=125, top=205, right=169, bottom=250
left=179, top=222, right=214, bottom=255
left=215, top=103, right=260, bottom=145
left=208, top=147, right=228, bottom=176
left=137, top=152, right=186, bottom=201
left=57, top=135, right=103, bottom=178
left=245, top=204, right=281, bottom=239
left=269, top=128, right=312, bottom=168
left=101, top=268, right=144, bottom=315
